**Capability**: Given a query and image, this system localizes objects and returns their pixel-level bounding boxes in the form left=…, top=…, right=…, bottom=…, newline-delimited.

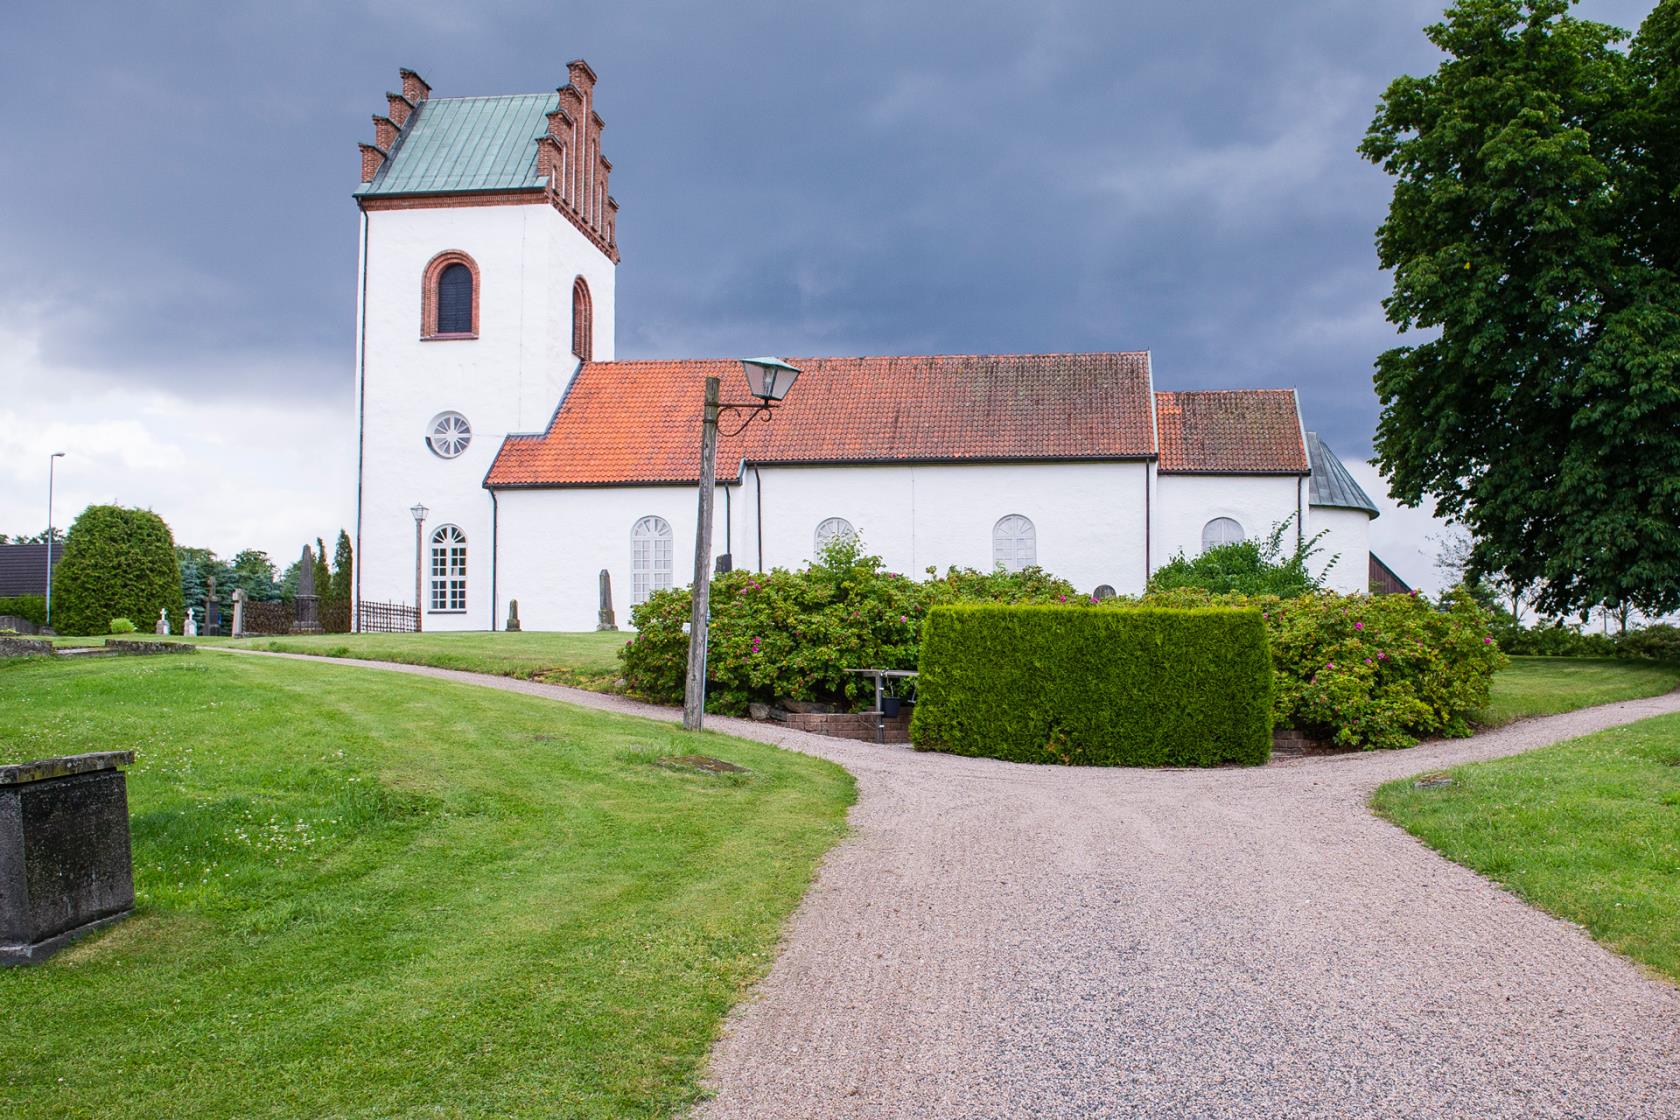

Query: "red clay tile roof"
left=487, top=352, right=1157, bottom=486
left=1154, top=389, right=1308, bottom=474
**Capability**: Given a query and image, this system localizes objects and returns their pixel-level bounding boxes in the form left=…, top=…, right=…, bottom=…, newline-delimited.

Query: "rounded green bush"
left=108, top=617, right=138, bottom=634
left=51, top=505, right=185, bottom=637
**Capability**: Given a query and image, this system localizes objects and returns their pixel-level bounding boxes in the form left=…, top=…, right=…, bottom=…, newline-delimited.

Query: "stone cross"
left=505, top=599, right=522, bottom=632
left=155, top=608, right=169, bottom=635
left=231, top=588, right=247, bottom=638
left=597, top=569, right=618, bottom=631
left=183, top=608, right=198, bottom=637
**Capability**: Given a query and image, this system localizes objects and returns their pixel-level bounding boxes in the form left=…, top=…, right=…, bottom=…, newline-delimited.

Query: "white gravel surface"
left=220, top=651, right=1680, bottom=1119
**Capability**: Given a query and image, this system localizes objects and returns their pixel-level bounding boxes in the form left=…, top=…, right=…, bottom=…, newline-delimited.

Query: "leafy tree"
left=52, top=505, right=185, bottom=635
left=1362, top=0, right=1680, bottom=617
left=1147, top=520, right=1329, bottom=598
left=330, top=530, right=353, bottom=603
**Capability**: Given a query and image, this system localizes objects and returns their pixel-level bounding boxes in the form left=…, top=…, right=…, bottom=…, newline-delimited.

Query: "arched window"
left=422, top=251, right=479, bottom=339
left=631, top=516, right=673, bottom=605
left=992, top=515, right=1036, bottom=572
left=1093, top=584, right=1117, bottom=601
left=429, top=525, right=467, bottom=612
left=1201, top=517, right=1245, bottom=552
left=571, top=277, right=593, bottom=361
left=425, top=411, right=472, bottom=459
left=814, top=517, right=856, bottom=555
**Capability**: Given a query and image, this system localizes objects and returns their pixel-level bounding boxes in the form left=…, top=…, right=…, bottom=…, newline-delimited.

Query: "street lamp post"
left=45, top=452, right=65, bottom=628
left=683, top=358, right=801, bottom=731
left=410, top=503, right=428, bottom=633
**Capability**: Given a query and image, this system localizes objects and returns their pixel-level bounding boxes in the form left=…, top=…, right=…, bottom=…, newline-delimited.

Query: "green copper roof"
left=358, top=93, right=557, bottom=196
left=1306, top=432, right=1379, bottom=516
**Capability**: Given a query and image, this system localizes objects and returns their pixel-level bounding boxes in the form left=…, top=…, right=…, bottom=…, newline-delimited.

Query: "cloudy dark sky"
left=0, top=0, right=1655, bottom=587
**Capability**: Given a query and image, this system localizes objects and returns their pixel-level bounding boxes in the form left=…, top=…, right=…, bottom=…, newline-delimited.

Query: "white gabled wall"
left=355, top=201, right=615, bottom=630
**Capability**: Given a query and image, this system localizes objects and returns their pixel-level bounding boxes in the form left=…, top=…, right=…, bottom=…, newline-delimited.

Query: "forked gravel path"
left=218, top=650, right=1680, bottom=1118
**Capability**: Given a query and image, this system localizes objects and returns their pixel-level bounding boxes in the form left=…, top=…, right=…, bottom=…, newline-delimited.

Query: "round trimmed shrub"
left=52, top=506, right=186, bottom=637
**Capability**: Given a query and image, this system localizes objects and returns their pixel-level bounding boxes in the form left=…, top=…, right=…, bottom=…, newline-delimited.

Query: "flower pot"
left=880, top=696, right=902, bottom=717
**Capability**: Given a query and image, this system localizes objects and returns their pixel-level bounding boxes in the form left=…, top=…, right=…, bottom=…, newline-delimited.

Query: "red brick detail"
left=359, top=142, right=387, bottom=183
left=1154, top=390, right=1309, bottom=474
left=571, top=277, right=593, bottom=360
left=486, top=352, right=1157, bottom=487
left=548, top=59, right=616, bottom=258
left=400, top=68, right=430, bottom=103
left=373, top=115, right=397, bottom=150
left=775, top=710, right=912, bottom=743
left=387, top=92, right=414, bottom=128
left=360, top=190, right=550, bottom=212
left=420, top=250, right=480, bottom=340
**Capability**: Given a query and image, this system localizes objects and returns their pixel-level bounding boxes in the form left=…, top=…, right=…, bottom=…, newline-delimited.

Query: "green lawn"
left=0, top=654, right=852, bottom=1118
left=1374, top=712, right=1680, bottom=984
left=1477, top=656, right=1680, bottom=725
left=44, top=631, right=630, bottom=690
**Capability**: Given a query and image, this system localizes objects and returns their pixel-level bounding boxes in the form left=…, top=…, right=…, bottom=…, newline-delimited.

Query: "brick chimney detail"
left=400, top=68, right=430, bottom=103
left=359, top=142, right=387, bottom=183
left=373, top=115, right=397, bottom=150
left=386, top=92, right=414, bottom=128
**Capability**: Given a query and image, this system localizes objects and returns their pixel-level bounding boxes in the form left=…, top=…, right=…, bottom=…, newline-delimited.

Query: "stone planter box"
left=1, top=752, right=137, bottom=965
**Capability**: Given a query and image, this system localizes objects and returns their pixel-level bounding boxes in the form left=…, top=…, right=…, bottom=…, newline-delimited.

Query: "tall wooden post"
left=683, top=376, right=721, bottom=731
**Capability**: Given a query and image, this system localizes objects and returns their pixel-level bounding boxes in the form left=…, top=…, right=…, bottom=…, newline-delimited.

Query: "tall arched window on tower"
left=631, top=516, right=673, bottom=605
left=429, top=525, right=468, bottom=612
left=422, top=251, right=479, bottom=339
left=993, top=515, right=1036, bottom=572
left=572, top=277, right=593, bottom=361
left=1201, top=517, right=1245, bottom=553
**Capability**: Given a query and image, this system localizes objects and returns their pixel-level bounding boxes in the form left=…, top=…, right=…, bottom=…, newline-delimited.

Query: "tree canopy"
left=1362, top=0, right=1680, bottom=616
left=52, top=505, right=186, bottom=635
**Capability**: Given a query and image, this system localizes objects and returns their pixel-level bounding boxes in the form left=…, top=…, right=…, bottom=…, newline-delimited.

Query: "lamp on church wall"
left=682, top=358, right=804, bottom=732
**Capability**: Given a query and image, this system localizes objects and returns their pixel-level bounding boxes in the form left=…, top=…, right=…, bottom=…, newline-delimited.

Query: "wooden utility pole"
left=683, top=376, right=721, bottom=731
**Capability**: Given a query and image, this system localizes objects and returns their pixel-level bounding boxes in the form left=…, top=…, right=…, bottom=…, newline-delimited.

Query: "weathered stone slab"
left=0, top=752, right=137, bottom=965
left=102, top=640, right=197, bottom=656
left=0, top=637, right=55, bottom=658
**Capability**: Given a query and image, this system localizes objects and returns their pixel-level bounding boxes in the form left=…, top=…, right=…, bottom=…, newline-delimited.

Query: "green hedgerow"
left=51, top=505, right=186, bottom=638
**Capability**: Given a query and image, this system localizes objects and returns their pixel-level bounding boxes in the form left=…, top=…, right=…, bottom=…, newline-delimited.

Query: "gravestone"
left=205, top=572, right=220, bottom=635
left=597, top=569, right=618, bottom=631
left=1, top=752, right=136, bottom=965
left=505, top=599, right=522, bottom=632
left=231, top=588, right=247, bottom=637
left=154, top=608, right=169, bottom=635
left=183, top=607, right=198, bottom=637
left=291, top=545, right=322, bottom=633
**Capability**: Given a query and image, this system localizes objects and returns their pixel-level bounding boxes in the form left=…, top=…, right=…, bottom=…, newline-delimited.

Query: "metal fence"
left=356, top=600, right=418, bottom=633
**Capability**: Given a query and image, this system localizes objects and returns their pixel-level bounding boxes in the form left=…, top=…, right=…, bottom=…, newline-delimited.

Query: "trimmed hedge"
left=51, top=505, right=185, bottom=638
left=0, top=595, right=47, bottom=627
left=910, top=605, right=1273, bottom=767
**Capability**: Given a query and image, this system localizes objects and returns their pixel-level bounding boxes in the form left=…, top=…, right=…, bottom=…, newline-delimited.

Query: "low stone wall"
left=775, top=710, right=913, bottom=744
left=0, top=637, right=54, bottom=658
left=1272, top=728, right=1340, bottom=758
left=103, top=640, right=197, bottom=656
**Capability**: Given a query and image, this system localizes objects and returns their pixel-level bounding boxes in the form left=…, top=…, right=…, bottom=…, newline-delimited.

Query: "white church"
left=352, top=64, right=1387, bottom=633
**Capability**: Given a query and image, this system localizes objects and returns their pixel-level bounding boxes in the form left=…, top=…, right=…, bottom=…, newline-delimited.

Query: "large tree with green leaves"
left=53, top=505, right=186, bottom=635
left=1362, top=0, right=1680, bottom=616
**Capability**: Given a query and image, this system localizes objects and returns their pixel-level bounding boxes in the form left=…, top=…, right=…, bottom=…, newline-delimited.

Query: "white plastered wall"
left=1307, top=506, right=1373, bottom=594
left=492, top=461, right=1151, bottom=632
left=354, top=202, right=615, bottom=630
left=1152, top=473, right=1305, bottom=570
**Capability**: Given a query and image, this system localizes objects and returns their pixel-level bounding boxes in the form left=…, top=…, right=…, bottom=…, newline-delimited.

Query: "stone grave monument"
left=505, top=599, right=522, bottom=632
left=291, top=545, right=323, bottom=633
left=597, top=569, right=618, bottom=631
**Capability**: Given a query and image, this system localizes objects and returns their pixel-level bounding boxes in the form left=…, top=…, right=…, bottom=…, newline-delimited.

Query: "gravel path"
left=217, top=651, right=1680, bottom=1118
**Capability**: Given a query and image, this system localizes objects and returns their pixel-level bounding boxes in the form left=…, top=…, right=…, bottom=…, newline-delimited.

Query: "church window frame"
left=1201, top=517, right=1245, bottom=552
left=992, top=514, right=1037, bottom=572
left=814, top=517, right=856, bottom=555
left=421, top=250, right=480, bottom=340
left=631, top=516, right=673, bottom=606
left=425, top=411, right=472, bottom=459
left=572, top=277, right=594, bottom=361
left=429, top=524, right=468, bottom=613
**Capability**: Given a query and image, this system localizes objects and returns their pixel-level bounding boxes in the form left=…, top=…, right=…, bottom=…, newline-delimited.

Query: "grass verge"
left=1373, top=712, right=1680, bottom=985
left=1477, top=656, right=1680, bottom=726
left=41, top=631, right=629, bottom=691
left=0, top=654, right=852, bottom=1118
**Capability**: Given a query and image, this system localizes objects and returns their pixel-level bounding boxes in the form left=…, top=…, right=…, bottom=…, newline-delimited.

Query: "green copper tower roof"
left=1306, top=432, right=1379, bottom=516
left=357, top=92, right=557, bottom=197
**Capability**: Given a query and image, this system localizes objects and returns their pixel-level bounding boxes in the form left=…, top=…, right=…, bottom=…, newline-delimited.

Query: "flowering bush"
left=1131, top=586, right=1506, bottom=749
left=618, top=537, right=1075, bottom=713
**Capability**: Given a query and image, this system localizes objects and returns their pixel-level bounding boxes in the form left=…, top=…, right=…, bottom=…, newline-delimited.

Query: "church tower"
left=351, top=63, right=619, bottom=630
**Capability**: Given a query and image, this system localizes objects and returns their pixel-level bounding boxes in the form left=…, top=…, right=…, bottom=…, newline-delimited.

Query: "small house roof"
left=1154, top=390, right=1310, bottom=474
left=1305, top=432, right=1379, bottom=515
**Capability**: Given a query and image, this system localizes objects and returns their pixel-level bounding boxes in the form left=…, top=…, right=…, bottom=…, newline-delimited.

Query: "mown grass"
left=1374, top=712, right=1680, bottom=985
left=0, top=654, right=852, bottom=1118
left=1477, top=656, right=1680, bottom=726
left=43, top=631, right=629, bottom=690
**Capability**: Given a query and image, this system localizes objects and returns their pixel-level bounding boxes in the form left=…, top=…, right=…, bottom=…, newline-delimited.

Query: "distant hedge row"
left=0, top=595, right=46, bottom=627
left=910, top=605, right=1274, bottom=767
